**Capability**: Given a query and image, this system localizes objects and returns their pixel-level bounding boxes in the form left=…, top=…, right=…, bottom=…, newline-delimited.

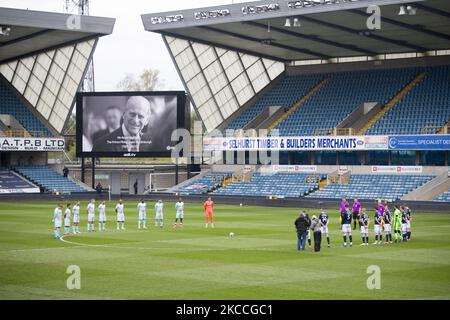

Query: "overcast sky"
left=2, top=0, right=257, bottom=91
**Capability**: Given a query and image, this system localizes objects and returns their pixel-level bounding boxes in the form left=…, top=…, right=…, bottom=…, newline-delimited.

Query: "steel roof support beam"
left=414, top=3, right=450, bottom=19
left=300, top=15, right=428, bottom=52
left=0, top=29, right=53, bottom=48
left=200, top=25, right=330, bottom=59
left=245, top=21, right=377, bottom=56
left=350, top=9, right=450, bottom=42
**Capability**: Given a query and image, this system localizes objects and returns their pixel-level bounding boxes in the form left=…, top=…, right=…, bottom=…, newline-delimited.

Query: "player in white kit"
left=173, top=198, right=184, bottom=228
left=98, top=201, right=106, bottom=231
left=87, top=199, right=96, bottom=232
left=154, top=200, right=164, bottom=228
left=72, top=201, right=80, bottom=234
left=116, top=199, right=125, bottom=230
left=63, top=204, right=71, bottom=236
left=52, top=204, right=63, bottom=239
left=137, top=199, right=147, bottom=229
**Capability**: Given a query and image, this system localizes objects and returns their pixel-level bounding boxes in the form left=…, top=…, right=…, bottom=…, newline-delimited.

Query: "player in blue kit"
left=304, top=213, right=312, bottom=248
left=359, top=209, right=370, bottom=246
left=318, top=209, right=330, bottom=248
left=383, top=206, right=393, bottom=244
left=341, top=205, right=353, bottom=247
left=373, top=207, right=383, bottom=244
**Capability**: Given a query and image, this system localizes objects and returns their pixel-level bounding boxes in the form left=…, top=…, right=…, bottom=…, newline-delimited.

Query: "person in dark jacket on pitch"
left=310, top=215, right=322, bottom=252
left=295, top=212, right=311, bottom=251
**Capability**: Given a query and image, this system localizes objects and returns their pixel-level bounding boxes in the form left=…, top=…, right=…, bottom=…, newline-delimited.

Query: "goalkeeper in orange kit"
left=204, top=197, right=215, bottom=228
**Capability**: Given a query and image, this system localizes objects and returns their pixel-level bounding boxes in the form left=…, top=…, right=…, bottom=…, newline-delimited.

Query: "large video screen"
left=76, top=91, right=188, bottom=157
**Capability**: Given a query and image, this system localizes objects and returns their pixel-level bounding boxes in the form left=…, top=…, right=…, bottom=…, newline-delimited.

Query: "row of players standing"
left=52, top=198, right=185, bottom=239
left=295, top=198, right=412, bottom=252
left=340, top=198, right=412, bottom=247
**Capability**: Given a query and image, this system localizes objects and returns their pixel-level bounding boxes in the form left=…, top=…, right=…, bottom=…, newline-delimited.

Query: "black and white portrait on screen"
left=81, top=94, right=177, bottom=154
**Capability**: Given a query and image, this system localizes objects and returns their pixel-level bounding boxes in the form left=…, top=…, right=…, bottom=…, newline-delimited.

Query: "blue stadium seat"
left=435, top=189, right=450, bottom=202
left=212, top=172, right=326, bottom=198
left=0, top=80, right=52, bottom=136
left=227, top=74, right=323, bottom=130
left=306, top=174, right=435, bottom=202
left=367, top=65, right=450, bottom=135
left=175, top=172, right=233, bottom=195
left=0, top=168, right=38, bottom=192
left=226, top=65, right=449, bottom=136
left=274, top=68, right=419, bottom=136
left=14, top=165, right=89, bottom=194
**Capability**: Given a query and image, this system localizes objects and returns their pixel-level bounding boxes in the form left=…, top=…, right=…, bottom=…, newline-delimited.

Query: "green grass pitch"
left=0, top=200, right=449, bottom=300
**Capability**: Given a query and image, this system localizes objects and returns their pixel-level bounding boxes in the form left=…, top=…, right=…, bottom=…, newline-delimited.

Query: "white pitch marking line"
left=59, top=235, right=218, bottom=252
left=2, top=246, right=71, bottom=253
left=0, top=237, right=143, bottom=253
left=59, top=235, right=147, bottom=249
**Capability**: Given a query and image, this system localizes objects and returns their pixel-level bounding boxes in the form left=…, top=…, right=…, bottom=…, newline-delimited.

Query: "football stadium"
left=0, top=0, right=450, bottom=303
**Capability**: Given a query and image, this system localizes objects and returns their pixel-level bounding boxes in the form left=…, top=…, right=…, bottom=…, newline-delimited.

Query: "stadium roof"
left=0, top=8, right=115, bottom=135
left=0, top=7, right=115, bottom=64
left=141, top=0, right=450, bottom=132
left=142, top=0, right=450, bottom=62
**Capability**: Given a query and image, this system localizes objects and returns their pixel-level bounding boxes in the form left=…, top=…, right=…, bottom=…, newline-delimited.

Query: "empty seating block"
left=213, top=172, right=326, bottom=198
left=227, top=74, right=323, bottom=130
left=435, top=189, right=450, bottom=202
left=14, top=165, right=88, bottom=193
left=367, top=65, right=450, bottom=135
left=226, top=65, right=450, bottom=136
left=0, top=168, right=38, bottom=193
left=307, top=174, right=435, bottom=202
left=175, top=172, right=232, bottom=195
left=0, top=81, right=52, bottom=136
left=274, top=68, right=418, bottom=136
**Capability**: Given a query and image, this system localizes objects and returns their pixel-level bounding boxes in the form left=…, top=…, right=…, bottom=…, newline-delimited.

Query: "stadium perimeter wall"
left=1, top=192, right=448, bottom=212
left=211, top=165, right=449, bottom=175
